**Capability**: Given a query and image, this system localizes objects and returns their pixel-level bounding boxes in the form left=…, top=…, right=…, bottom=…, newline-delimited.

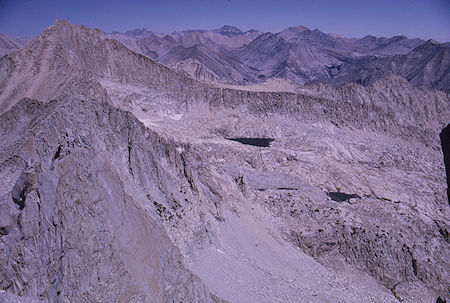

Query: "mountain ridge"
left=2, top=22, right=447, bottom=91
left=0, top=20, right=449, bottom=303
left=107, top=24, right=447, bottom=91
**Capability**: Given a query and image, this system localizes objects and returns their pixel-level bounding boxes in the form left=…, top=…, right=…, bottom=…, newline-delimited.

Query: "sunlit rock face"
left=0, top=20, right=449, bottom=303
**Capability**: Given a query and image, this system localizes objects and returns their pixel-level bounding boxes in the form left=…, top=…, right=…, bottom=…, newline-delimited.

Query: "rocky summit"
left=0, top=20, right=449, bottom=303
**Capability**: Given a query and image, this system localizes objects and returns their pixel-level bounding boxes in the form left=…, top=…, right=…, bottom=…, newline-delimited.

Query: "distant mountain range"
left=108, top=25, right=450, bottom=92
left=1, top=25, right=449, bottom=92
left=0, top=34, right=30, bottom=57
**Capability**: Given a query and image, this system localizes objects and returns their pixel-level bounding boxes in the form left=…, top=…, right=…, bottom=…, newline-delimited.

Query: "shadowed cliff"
left=440, top=124, right=450, bottom=204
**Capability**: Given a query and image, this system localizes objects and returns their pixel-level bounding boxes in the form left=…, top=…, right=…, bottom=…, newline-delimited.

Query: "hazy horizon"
left=0, top=0, right=449, bottom=42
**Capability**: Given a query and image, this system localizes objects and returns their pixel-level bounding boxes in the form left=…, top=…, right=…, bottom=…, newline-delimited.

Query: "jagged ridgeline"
left=3, top=22, right=450, bottom=91
left=0, top=20, right=449, bottom=303
left=107, top=24, right=450, bottom=92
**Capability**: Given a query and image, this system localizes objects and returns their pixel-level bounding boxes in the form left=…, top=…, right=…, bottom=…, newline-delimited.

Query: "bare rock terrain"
left=0, top=20, right=449, bottom=302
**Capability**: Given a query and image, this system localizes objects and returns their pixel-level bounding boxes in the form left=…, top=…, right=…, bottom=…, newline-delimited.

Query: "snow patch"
left=170, top=113, right=183, bottom=121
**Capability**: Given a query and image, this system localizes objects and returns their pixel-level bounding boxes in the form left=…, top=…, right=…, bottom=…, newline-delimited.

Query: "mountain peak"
left=53, top=18, right=71, bottom=27
left=50, top=19, right=101, bottom=32
left=36, top=19, right=105, bottom=48
left=279, top=25, right=310, bottom=35
left=217, top=25, right=243, bottom=36
left=359, top=35, right=378, bottom=42
left=124, top=28, right=153, bottom=38
left=286, top=25, right=310, bottom=32
left=257, top=32, right=277, bottom=41
left=426, top=39, right=440, bottom=45
left=46, top=19, right=103, bottom=36
left=410, top=39, right=442, bottom=52
left=278, top=26, right=311, bottom=40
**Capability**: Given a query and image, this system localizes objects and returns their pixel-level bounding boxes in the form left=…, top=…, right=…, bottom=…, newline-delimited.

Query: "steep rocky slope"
left=169, top=58, right=224, bottom=84
left=320, top=40, right=450, bottom=92
left=353, top=34, right=424, bottom=56
left=108, top=26, right=261, bottom=84
left=158, top=44, right=258, bottom=83
left=0, top=20, right=449, bottom=302
left=230, top=27, right=448, bottom=91
left=0, top=98, right=224, bottom=302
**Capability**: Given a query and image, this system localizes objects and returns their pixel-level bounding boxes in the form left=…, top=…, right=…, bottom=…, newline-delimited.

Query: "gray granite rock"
left=0, top=20, right=448, bottom=303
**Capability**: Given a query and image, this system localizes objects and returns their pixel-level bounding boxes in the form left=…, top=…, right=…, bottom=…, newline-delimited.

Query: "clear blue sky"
left=0, top=0, right=449, bottom=41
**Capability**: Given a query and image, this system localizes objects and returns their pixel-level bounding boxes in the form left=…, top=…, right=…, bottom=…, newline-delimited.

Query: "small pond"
left=226, top=137, right=274, bottom=147
left=327, top=192, right=360, bottom=202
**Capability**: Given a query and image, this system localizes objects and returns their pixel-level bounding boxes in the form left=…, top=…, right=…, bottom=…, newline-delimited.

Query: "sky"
left=0, top=0, right=449, bottom=41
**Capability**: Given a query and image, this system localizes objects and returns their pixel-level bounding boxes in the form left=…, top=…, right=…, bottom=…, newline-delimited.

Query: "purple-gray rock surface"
left=0, top=20, right=449, bottom=302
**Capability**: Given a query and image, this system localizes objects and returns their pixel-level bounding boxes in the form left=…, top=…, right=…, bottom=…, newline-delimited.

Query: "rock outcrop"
left=169, top=58, right=227, bottom=83
left=0, top=97, right=225, bottom=302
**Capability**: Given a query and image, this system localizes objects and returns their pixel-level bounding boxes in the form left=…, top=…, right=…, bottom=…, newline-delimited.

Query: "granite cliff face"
left=0, top=20, right=449, bottom=302
left=0, top=98, right=224, bottom=303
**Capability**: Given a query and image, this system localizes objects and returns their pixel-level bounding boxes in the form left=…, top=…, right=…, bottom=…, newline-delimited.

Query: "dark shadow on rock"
left=440, top=123, right=450, bottom=204
left=435, top=296, right=446, bottom=303
left=11, top=173, right=32, bottom=211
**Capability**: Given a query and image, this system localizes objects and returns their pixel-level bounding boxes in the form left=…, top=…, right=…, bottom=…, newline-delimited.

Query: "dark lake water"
left=226, top=137, right=274, bottom=147
left=327, top=192, right=360, bottom=202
